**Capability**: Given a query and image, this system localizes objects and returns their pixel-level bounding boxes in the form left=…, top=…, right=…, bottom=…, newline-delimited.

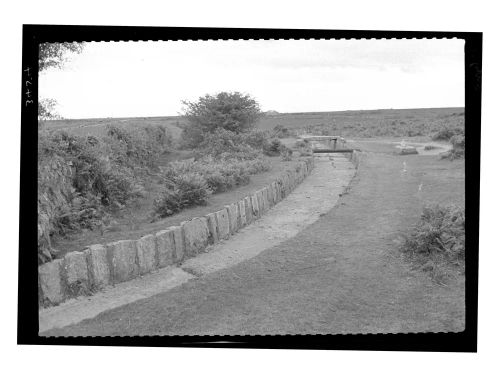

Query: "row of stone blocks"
left=38, top=157, right=315, bottom=308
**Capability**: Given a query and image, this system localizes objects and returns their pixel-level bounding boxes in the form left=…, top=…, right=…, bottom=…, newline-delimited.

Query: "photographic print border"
left=19, top=25, right=481, bottom=351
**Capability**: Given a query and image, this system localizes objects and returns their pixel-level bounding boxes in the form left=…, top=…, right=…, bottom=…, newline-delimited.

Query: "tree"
left=39, top=42, right=85, bottom=72
left=181, top=92, right=261, bottom=147
left=38, top=98, right=61, bottom=121
left=38, top=42, right=85, bottom=125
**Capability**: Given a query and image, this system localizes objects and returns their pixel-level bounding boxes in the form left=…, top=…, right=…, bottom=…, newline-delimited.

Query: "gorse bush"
left=38, top=125, right=171, bottom=263
left=400, top=204, right=465, bottom=261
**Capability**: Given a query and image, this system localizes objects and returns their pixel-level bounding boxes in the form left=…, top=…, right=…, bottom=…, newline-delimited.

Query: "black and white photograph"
left=29, top=33, right=477, bottom=340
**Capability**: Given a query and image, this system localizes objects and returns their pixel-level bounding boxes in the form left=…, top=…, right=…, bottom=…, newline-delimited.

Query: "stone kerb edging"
left=38, top=157, right=316, bottom=309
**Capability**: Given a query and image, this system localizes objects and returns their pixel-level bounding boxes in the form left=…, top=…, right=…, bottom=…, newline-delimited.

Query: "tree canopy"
left=39, top=42, right=85, bottom=72
left=181, top=92, right=261, bottom=147
left=38, top=43, right=85, bottom=123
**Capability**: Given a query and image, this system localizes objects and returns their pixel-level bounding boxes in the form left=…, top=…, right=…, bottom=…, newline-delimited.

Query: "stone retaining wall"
left=38, top=157, right=316, bottom=309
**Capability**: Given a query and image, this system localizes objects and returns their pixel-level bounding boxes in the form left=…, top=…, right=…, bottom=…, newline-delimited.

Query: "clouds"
left=39, top=39, right=464, bottom=118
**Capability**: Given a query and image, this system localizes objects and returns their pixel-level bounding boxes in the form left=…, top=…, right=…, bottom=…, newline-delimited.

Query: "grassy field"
left=42, top=107, right=464, bottom=140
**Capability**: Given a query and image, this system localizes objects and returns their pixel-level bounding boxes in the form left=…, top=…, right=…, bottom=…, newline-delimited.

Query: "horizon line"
left=55, top=106, right=465, bottom=122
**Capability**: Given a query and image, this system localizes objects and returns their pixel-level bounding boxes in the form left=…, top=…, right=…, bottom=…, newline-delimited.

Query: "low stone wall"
left=38, top=157, right=316, bottom=308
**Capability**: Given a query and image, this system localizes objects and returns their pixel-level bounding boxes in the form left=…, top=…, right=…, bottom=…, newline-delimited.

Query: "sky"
left=39, top=39, right=465, bottom=119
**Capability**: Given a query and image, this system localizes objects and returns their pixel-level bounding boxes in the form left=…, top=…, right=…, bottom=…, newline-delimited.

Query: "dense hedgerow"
left=152, top=154, right=271, bottom=219
left=38, top=125, right=171, bottom=263
left=399, top=204, right=465, bottom=269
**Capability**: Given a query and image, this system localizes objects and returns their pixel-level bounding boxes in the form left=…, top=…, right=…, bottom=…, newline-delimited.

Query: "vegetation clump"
left=399, top=204, right=465, bottom=279
left=180, top=92, right=261, bottom=148
left=37, top=125, right=171, bottom=263
left=152, top=154, right=270, bottom=219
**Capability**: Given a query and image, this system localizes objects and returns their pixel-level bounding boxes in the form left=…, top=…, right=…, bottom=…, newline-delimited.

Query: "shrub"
left=272, top=125, right=291, bottom=138
left=400, top=204, right=465, bottom=262
left=152, top=154, right=270, bottom=219
left=241, top=129, right=269, bottom=150
left=196, top=128, right=253, bottom=159
left=263, top=139, right=282, bottom=156
left=153, top=172, right=211, bottom=218
left=294, top=140, right=307, bottom=149
left=181, top=91, right=261, bottom=147
left=441, top=135, right=465, bottom=160
left=38, top=154, right=74, bottom=263
left=38, top=125, right=169, bottom=261
left=106, top=124, right=170, bottom=168
left=432, top=127, right=462, bottom=141
left=279, top=144, right=293, bottom=161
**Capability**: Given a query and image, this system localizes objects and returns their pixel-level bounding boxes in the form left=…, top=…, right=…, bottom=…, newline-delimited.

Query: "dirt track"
left=42, top=144, right=465, bottom=336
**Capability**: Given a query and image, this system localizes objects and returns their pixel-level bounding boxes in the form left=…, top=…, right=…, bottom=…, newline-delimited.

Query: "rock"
left=38, top=259, right=64, bottom=306
left=225, top=203, right=239, bottom=234
left=251, top=193, right=260, bottom=219
left=215, top=208, right=231, bottom=240
left=238, top=200, right=247, bottom=227
left=63, top=251, right=91, bottom=297
left=155, top=229, right=176, bottom=267
left=136, top=234, right=157, bottom=275
left=244, top=196, right=254, bottom=224
left=205, top=212, right=219, bottom=244
left=259, top=188, right=270, bottom=212
left=182, top=217, right=210, bottom=257
left=270, top=182, right=278, bottom=204
left=170, top=226, right=185, bottom=263
left=106, top=240, right=139, bottom=284
left=84, top=244, right=111, bottom=291
left=266, top=184, right=275, bottom=207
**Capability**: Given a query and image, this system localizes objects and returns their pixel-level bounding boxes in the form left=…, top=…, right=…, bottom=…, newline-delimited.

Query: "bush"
left=38, top=125, right=170, bottom=262
left=196, top=128, right=254, bottom=159
left=441, top=135, right=465, bottom=160
left=241, top=129, right=269, bottom=150
left=181, top=91, right=261, bottom=147
left=153, top=172, right=211, bottom=218
left=106, top=124, right=170, bottom=168
left=279, top=144, right=293, bottom=161
left=432, top=127, right=462, bottom=141
left=272, top=125, right=291, bottom=138
left=294, top=140, right=308, bottom=149
left=263, top=139, right=282, bottom=156
left=400, top=204, right=465, bottom=261
left=38, top=154, right=74, bottom=263
left=152, top=154, right=270, bottom=219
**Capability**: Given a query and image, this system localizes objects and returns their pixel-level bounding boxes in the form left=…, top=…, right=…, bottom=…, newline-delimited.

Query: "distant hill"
left=264, top=110, right=280, bottom=116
